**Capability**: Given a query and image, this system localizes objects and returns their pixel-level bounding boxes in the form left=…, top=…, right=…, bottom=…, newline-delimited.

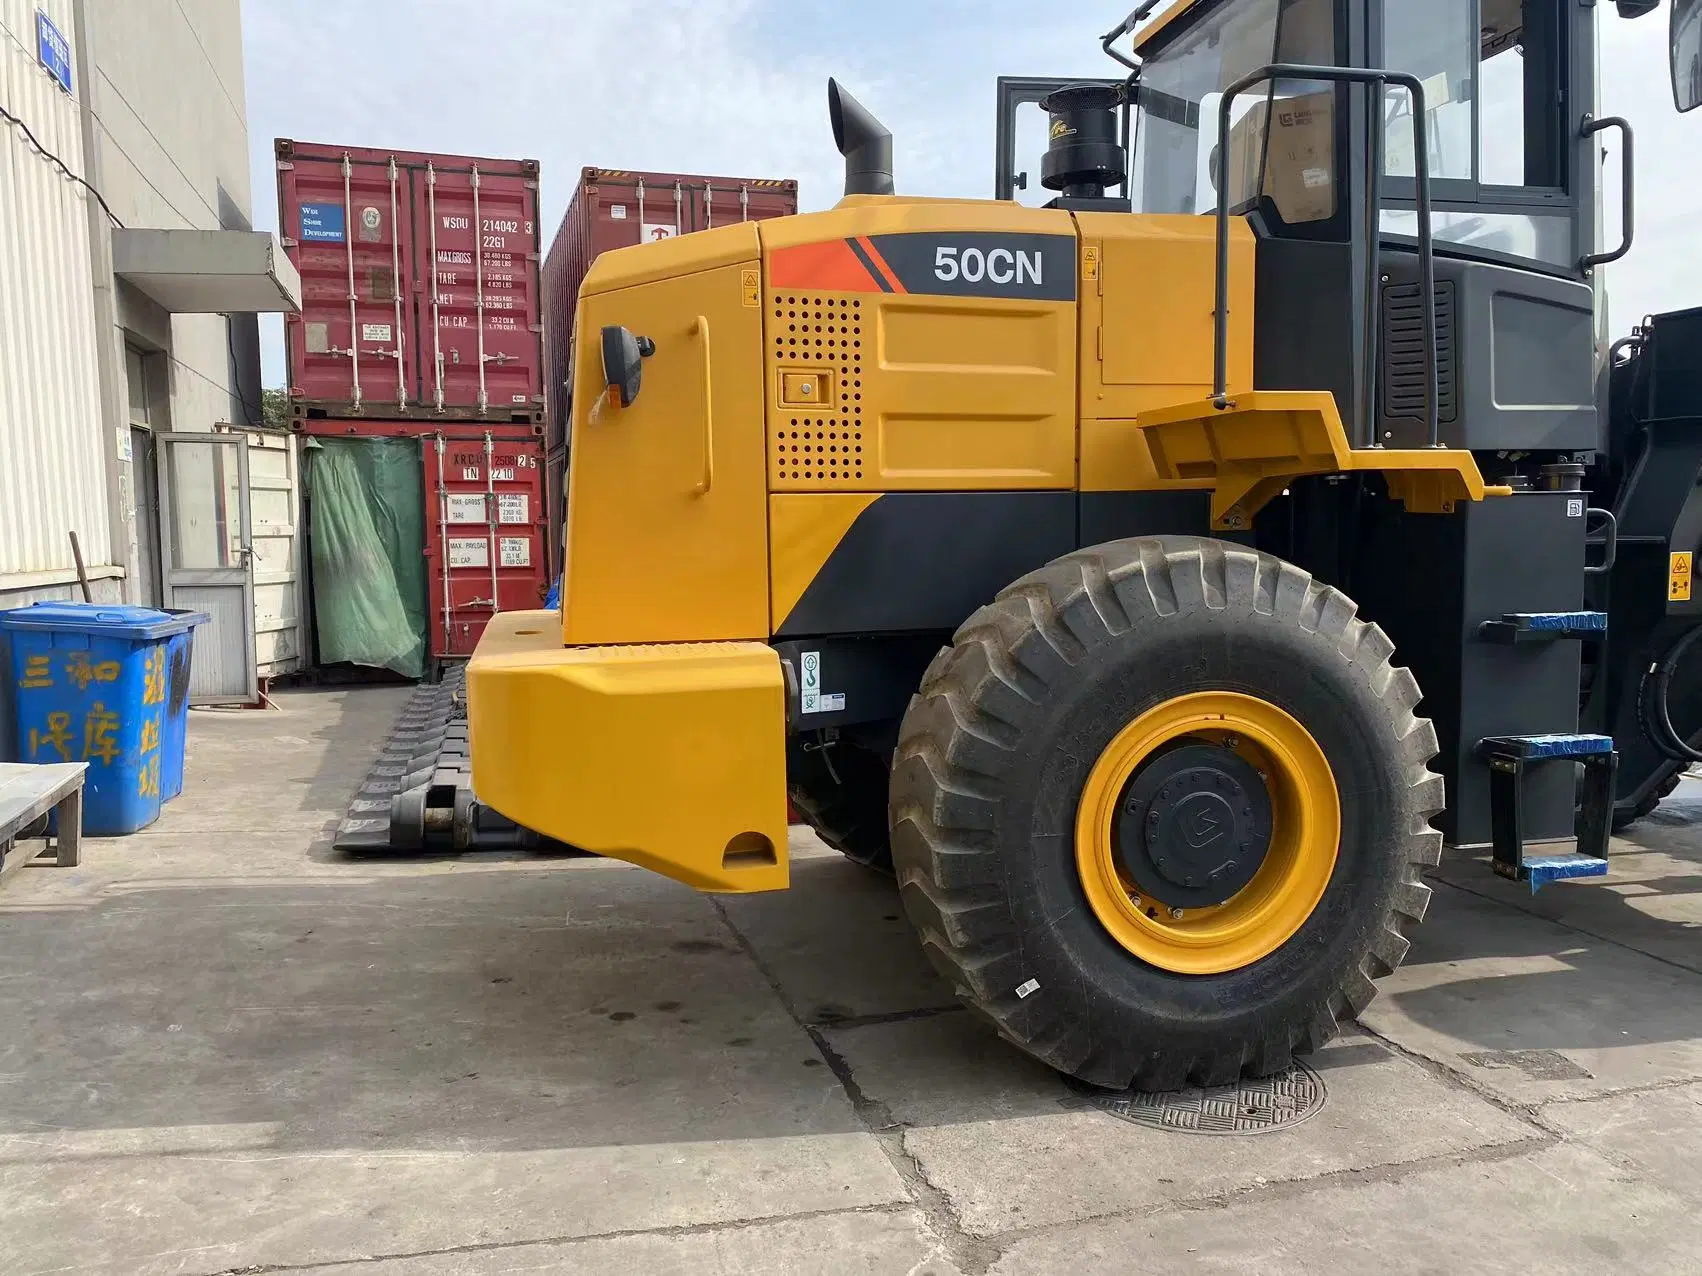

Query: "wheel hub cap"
left=1115, top=743, right=1273, bottom=910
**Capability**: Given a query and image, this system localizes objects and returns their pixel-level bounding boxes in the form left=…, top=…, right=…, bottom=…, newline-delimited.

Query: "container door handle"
left=1581, top=115, right=1634, bottom=272
left=690, top=315, right=713, bottom=496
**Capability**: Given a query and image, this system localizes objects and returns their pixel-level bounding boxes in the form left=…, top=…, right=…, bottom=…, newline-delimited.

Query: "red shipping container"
left=276, top=139, right=545, bottom=424
left=421, top=434, right=550, bottom=660
left=542, top=168, right=798, bottom=448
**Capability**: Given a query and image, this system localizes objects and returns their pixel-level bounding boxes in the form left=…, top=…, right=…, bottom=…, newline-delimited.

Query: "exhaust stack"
left=828, top=79, right=894, bottom=197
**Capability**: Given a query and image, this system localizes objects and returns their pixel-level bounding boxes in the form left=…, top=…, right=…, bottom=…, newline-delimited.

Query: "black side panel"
left=1378, top=251, right=1597, bottom=451
left=1079, top=491, right=1213, bottom=545
left=777, top=492, right=1077, bottom=637
left=1354, top=491, right=1586, bottom=848
left=1252, top=236, right=1358, bottom=433
left=773, top=635, right=942, bottom=733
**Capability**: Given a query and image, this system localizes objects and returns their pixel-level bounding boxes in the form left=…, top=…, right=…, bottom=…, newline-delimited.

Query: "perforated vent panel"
left=766, top=292, right=866, bottom=488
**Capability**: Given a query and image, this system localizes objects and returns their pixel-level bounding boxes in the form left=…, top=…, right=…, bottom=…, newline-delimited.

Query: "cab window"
left=1380, top=0, right=1573, bottom=269
left=1133, top=0, right=1342, bottom=230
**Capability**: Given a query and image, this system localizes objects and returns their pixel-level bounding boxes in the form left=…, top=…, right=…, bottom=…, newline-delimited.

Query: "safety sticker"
left=800, top=651, right=821, bottom=714
left=1082, top=245, right=1100, bottom=282
left=498, top=493, right=530, bottom=524
left=499, top=537, right=531, bottom=568
left=361, top=322, right=392, bottom=342
left=448, top=537, right=488, bottom=568
left=641, top=222, right=678, bottom=243
left=447, top=493, right=486, bottom=524
left=1671, top=552, right=1693, bottom=602
left=741, top=268, right=761, bottom=307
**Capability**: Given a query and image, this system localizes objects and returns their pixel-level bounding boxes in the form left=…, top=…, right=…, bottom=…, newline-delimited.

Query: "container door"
left=688, top=179, right=796, bottom=233
left=246, top=432, right=308, bottom=679
left=415, top=162, right=543, bottom=421
left=279, top=153, right=415, bottom=412
left=156, top=433, right=258, bottom=705
left=423, top=435, right=549, bottom=658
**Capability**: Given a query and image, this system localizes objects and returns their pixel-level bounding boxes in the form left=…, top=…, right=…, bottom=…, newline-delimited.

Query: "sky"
left=241, top=0, right=1702, bottom=388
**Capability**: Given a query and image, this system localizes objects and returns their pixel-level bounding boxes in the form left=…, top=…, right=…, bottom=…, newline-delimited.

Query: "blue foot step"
left=1479, top=733, right=1614, bottom=762
left=1477, top=612, right=1608, bottom=644
left=1478, top=734, right=1618, bottom=892
left=1513, top=853, right=1611, bottom=891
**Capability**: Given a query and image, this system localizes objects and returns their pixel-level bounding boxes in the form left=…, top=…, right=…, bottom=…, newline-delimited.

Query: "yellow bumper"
left=467, top=612, right=789, bottom=892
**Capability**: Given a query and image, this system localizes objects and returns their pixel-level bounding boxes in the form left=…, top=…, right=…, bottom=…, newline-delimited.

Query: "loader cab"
left=997, top=0, right=1676, bottom=862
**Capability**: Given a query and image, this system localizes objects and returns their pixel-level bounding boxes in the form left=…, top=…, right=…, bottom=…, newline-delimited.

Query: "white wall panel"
left=0, top=0, right=114, bottom=584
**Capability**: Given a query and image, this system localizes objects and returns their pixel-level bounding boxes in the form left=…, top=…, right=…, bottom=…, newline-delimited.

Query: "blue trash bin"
left=159, top=611, right=208, bottom=801
left=0, top=604, right=207, bottom=835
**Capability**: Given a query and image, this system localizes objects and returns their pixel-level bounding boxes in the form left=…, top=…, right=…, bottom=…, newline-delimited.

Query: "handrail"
left=690, top=316, right=714, bottom=495
left=1211, top=64, right=1439, bottom=449
left=1580, top=116, right=1635, bottom=272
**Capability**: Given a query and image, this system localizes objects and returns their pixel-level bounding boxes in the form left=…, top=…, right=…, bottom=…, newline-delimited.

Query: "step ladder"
left=1475, top=611, right=1615, bottom=891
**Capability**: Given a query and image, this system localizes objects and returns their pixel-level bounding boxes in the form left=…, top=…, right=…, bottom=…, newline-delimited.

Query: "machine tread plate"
left=333, top=669, right=533, bottom=853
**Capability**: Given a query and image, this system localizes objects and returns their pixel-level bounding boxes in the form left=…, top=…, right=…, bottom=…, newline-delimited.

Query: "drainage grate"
left=1063, top=1062, right=1326, bottom=1135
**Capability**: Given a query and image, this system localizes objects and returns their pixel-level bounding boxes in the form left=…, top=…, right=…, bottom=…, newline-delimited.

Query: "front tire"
left=889, top=537, right=1444, bottom=1090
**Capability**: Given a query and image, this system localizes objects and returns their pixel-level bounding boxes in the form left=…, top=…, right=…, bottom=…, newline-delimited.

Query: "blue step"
left=1479, top=733, right=1615, bottom=762
left=1517, top=853, right=1611, bottom=892
left=1477, top=612, right=1608, bottom=644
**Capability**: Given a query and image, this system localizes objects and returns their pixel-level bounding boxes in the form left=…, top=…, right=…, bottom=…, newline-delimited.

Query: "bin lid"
left=0, top=602, right=210, bottom=640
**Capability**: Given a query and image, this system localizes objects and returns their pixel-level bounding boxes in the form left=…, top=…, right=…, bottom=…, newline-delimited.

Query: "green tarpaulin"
left=307, top=437, right=427, bottom=678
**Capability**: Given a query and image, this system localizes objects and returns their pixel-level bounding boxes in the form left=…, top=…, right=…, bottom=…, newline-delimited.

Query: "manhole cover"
left=1063, top=1061, right=1326, bottom=1135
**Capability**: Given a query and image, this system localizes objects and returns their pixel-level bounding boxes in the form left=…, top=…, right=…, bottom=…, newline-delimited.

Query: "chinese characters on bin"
left=22, top=648, right=167, bottom=797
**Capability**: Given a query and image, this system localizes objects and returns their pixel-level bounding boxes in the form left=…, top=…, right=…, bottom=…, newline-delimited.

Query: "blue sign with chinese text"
left=299, top=202, right=347, bottom=243
left=35, top=10, right=72, bottom=95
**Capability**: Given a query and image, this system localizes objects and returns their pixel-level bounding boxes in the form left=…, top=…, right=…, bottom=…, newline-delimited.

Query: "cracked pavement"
left=1, top=686, right=1699, bottom=1274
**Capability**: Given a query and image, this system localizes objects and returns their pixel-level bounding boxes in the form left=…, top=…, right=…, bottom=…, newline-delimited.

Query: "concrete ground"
left=1, top=687, right=1700, bottom=1275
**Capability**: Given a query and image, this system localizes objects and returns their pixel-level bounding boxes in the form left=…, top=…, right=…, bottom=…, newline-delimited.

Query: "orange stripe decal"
left=856, top=236, right=906, bottom=294
left=768, top=240, right=881, bottom=291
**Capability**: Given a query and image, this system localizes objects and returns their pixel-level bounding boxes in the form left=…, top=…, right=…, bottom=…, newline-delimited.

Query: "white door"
left=157, top=432, right=258, bottom=705
left=244, top=431, right=308, bottom=680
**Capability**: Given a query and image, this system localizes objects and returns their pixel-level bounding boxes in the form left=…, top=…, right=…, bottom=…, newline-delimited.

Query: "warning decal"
left=1671, top=552, right=1693, bottom=602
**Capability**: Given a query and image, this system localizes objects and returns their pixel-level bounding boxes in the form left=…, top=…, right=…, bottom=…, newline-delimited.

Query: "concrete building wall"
left=82, top=0, right=259, bottom=609
left=0, top=0, right=257, bottom=614
left=0, top=0, right=115, bottom=600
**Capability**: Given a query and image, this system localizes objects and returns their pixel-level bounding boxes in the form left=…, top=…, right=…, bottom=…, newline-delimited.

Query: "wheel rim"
left=1075, top=691, right=1340, bottom=976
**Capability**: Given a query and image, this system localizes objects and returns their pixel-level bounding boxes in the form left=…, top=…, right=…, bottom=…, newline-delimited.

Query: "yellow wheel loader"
left=470, top=0, right=1697, bottom=1090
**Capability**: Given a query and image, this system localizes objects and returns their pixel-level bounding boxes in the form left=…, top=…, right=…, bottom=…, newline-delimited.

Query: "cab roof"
left=1132, top=0, right=1215, bottom=54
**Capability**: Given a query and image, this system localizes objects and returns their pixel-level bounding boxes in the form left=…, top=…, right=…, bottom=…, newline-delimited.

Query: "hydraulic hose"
left=1638, top=623, right=1702, bottom=764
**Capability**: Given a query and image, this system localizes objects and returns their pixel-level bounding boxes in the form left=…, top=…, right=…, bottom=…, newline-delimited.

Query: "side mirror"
left=599, top=326, right=655, bottom=408
left=1675, top=0, right=1702, bottom=113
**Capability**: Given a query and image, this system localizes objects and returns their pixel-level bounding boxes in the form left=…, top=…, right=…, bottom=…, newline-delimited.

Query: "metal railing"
left=1210, top=64, right=1440, bottom=449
